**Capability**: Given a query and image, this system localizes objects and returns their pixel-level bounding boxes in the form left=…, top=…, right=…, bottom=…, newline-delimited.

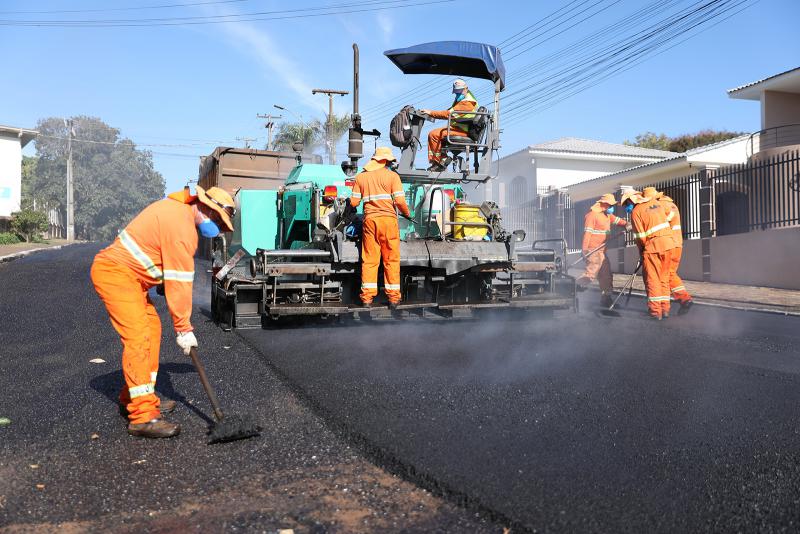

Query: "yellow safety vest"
left=449, top=90, right=478, bottom=134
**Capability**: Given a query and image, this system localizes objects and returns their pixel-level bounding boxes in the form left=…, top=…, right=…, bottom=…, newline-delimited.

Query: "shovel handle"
left=189, top=347, right=225, bottom=422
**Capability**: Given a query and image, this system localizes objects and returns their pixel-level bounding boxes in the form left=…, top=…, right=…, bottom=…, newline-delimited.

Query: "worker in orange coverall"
left=657, top=191, right=693, bottom=315
left=622, top=189, right=677, bottom=320
left=91, top=186, right=235, bottom=438
left=419, top=79, right=479, bottom=171
left=576, top=193, right=630, bottom=307
left=349, top=147, right=411, bottom=310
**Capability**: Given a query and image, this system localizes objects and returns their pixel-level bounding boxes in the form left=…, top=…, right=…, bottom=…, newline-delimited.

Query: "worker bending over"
left=349, top=147, right=411, bottom=309
left=655, top=190, right=693, bottom=315
left=622, top=189, right=677, bottom=320
left=419, top=79, right=478, bottom=171
left=91, top=186, right=235, bottom=438
left=576, top=193, right=629, bottom=307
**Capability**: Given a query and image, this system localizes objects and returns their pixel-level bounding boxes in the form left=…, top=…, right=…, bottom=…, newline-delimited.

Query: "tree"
left=624, top=132, right=670, bottom=151
left=10, top=208, right=48, bottom=242
left=625, top=129, right=745, bottom=153
left=24, top=116, right=165, bottom=241
left=311, top=113, right=351, bottom=164
left=272, top=121, right=322, bottom=152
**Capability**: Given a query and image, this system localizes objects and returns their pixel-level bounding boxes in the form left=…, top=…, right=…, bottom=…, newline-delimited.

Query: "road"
left=3, top=244, right=800, bottom=532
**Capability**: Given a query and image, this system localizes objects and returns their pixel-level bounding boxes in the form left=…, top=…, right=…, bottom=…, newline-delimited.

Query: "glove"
left=155, top=283, right=165, bottom=296
left=342, top=202, right=356, bottom=224
left=176, top=331, right=198, bottom=356
left=625, top=223, right=633, bottom=231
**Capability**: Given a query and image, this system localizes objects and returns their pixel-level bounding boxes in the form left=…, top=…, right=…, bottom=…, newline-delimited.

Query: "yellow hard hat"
left=196, top=185, right=235, bottom=232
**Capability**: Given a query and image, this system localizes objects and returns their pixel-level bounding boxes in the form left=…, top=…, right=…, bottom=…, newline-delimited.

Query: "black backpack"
left=390, top=105, right=414, bottom=148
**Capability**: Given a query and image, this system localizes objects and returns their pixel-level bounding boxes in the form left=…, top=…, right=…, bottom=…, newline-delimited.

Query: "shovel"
left=567, top=230, right=627, bottom=270
left=188, top=347, right=261, bottom=444
left=600, top=260, right=642, bottom=318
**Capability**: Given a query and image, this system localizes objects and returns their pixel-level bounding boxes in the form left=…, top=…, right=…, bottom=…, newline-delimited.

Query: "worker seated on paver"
left=346, top=147, right=410, bottom=310
left=576, top=193, right=630, bottom=307
left=419, top=79, right=479, bottom=172
left=91, top=186, right=236, bottom=439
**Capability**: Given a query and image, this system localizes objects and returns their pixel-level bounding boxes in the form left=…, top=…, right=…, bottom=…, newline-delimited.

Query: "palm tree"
left=312, top=113, right=351, bottom=164
left=272, top=122, right=321, bottom=153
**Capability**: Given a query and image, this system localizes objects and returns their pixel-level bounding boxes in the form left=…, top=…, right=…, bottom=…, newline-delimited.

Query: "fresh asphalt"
left=3, top=244, right=800, bottom=532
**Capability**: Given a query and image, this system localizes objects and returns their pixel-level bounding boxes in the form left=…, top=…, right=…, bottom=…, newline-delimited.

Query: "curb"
left=596, top=287, right=800, bottom=318
left=0, top=244, right=66, bottom=264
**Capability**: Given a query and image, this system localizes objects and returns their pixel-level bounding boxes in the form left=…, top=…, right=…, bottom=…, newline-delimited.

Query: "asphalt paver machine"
left=211, top=41, right=576, bottom=329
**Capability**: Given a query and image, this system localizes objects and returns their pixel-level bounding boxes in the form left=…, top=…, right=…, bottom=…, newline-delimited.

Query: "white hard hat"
left=452, top=79, right=467, bottom=93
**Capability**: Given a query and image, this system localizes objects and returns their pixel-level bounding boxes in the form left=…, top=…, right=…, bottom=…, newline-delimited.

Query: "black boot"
left=128, top=418, right=181, bottom=439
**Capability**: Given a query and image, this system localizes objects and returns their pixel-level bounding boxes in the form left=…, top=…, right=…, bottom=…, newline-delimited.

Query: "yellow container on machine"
left=452, top=204, right=488, bottom=241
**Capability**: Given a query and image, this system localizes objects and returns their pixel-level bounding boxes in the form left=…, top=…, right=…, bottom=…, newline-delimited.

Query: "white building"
left=0, top=124, right=38, bottom=220
left=474, top=137, right=677, bottom=208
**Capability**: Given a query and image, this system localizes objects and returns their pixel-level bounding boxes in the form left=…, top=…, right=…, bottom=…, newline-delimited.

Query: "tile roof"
left=727, top=66, right=800, bottom=94
left=530, top=137, right=679, bottom=159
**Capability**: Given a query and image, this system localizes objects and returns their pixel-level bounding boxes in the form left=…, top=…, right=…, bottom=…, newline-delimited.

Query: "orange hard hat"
left=597, top=193, right=617, bottom=205
left=642, top=186, right=660, bottom=201
left=620, top=190, right=645, bottom=205
left=196, top=186, right=235, bottom=232
left=363, top=146, right=397, bottom=172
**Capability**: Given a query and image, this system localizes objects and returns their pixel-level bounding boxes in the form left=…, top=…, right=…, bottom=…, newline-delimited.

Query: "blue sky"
left=2, top=0, right=798, bottom=193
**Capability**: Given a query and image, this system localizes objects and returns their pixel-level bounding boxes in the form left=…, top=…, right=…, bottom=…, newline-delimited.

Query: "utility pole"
left=235, top=136, right=257, bottom=149
left=65, top=118, right=75, bottom=241
left=257, top=113, right=282, bottom=150
left=312, top=88, right=349, bottom=164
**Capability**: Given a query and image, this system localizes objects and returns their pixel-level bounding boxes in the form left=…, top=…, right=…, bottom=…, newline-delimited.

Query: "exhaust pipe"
left=344, top=43, right=363, bottom=176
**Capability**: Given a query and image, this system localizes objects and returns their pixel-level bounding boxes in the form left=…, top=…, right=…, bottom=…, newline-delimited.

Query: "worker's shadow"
left=88, top=362, right=214, bottom=425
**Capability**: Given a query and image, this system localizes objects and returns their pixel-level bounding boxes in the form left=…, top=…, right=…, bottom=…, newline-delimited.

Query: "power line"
left=0, top=0, right=251, bottom=15
left=0, top=0, right=452, bottom=27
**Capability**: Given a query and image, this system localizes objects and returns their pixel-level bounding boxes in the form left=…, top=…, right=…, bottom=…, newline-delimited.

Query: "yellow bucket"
left=452, top=204, right=488, bottom=240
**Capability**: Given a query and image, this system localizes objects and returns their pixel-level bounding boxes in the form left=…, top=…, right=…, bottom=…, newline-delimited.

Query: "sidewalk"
left=569, top=267, right=800, bottom=315
left=0, top=239, right=73, bottom=262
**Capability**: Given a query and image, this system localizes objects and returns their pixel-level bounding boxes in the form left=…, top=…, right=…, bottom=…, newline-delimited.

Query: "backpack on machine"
left=390, top=105, right=415, bottom=148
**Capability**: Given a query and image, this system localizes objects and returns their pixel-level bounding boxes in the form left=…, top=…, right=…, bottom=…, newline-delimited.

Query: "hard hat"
left=196, top=185, right=235, bottom=232
left=452, top=79, right=468, bottom=93
left=642, top=186, right=660, bottom=201
left=620, top=190, right=645, bottom=205
left=661, top=195, right=674, bottom=203
left=597, top=193, right=616, bottom=205
left=363, top=146, right=396, bottom=171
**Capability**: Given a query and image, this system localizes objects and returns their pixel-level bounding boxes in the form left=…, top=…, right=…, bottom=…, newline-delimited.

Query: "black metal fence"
left=518, top=149, right=800, bottom=250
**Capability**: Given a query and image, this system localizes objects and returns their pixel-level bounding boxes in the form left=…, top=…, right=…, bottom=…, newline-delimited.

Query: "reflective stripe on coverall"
left=631, top=198, right=677, bottom=318
left=581, top=206, right=627, bottom=298
left=350, top=166, right=411, bottom=303
left=663, top=199, right=692, bottom=304
left=91, top=191, right=198, bottom=423
left=427, top=90, right=478, bottom=165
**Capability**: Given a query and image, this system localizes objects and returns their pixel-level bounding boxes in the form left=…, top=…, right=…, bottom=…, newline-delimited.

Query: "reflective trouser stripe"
left=385, top=283, right=401, bottom=290
left=671, top=285, right=685, bottom=293
left=648, top=296, right=671, bottom=301
left=129, top=383, right=155, bottom=398
left=361, top=283, right=379, bottom=289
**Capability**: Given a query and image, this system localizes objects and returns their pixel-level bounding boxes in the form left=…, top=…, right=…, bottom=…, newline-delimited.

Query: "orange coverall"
left=427, top=91, right=478, bottom=165
left=663, top=199, right=692, bottom=305
left=350, top=166, right=411, bottom=304
left=631, top=199, right=677, bottom=318
left=581, top=206, right=627, bottom=298
left=91, top=190, right=198, bottom=424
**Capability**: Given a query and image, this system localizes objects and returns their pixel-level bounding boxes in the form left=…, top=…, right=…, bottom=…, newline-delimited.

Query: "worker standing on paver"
left=348, top=147, right=410, bottom=309
left=622, top=189, right=676, bottom=320
left=90, top=186, right=235, bottom=438
left=419, top=79, right=479, bottom=171
left=657, top=191, right=693, bottom=315
left=576, top=193, right=630, bottom=307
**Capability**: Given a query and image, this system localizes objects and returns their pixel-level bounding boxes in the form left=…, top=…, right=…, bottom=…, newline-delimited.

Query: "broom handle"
left=189, top=347, right=225, bottom=422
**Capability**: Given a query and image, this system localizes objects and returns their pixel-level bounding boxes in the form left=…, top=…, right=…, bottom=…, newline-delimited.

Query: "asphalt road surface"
left=3, top=244, right=800, bottom=532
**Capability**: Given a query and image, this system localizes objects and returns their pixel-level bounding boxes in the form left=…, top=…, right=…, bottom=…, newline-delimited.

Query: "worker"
left=657, top=191, right=693, bottom=314
left=348, top=147, right=411, bottom=309
left=419, top=79, right=479, bottom=171
left=622, top=188, right=677, bottom=320
left=90, top=186, right=235, bottom=438
left=576, top=193, right=630, bottom=307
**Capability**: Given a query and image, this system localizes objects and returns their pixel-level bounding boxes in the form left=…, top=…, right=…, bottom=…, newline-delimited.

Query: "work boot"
left=427, top=163, right=445, bottom=172
left=360, top=301, right=373, bottom=309
left=388, top=301, right=399, bottom=311
left=440, top=156, right=453, bottom=169
left=600, top=294, right=613, bottom=308
left=677, top=300, right=693, bottom=316
left=127, top=418, right=180, bottom=439
left=119, top=395, right=177, bottom=417
left=650, top=314, right=662, bottom=321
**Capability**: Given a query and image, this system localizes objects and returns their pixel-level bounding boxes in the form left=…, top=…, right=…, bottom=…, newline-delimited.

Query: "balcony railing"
left=747, top=123, right=800, bottom=157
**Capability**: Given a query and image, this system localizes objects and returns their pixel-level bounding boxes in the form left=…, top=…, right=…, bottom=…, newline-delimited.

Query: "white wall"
left=473, top=149, right=535, bottom=208
left=0, top=134, right=23, bottom=218
left=535, top=156, right=637, bottom=190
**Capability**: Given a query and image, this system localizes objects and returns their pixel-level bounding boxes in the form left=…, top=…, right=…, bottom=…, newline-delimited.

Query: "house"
left=727, top=66, right=800, bottom=159
left=0, top=125, right=38, bottom=226
left=474, top=137, right=677, bottom=208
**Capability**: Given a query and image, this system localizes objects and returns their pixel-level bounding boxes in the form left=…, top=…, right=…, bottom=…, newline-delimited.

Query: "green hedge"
left=0, top=232, right=21, bottom=245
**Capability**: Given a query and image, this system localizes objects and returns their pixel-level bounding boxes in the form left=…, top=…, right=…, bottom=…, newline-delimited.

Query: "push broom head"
left=208, top=414, right=262, bottom=444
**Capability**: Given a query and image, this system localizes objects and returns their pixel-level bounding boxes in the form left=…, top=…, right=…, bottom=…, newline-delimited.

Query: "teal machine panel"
left=230, top=189, right=280, bottom=256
